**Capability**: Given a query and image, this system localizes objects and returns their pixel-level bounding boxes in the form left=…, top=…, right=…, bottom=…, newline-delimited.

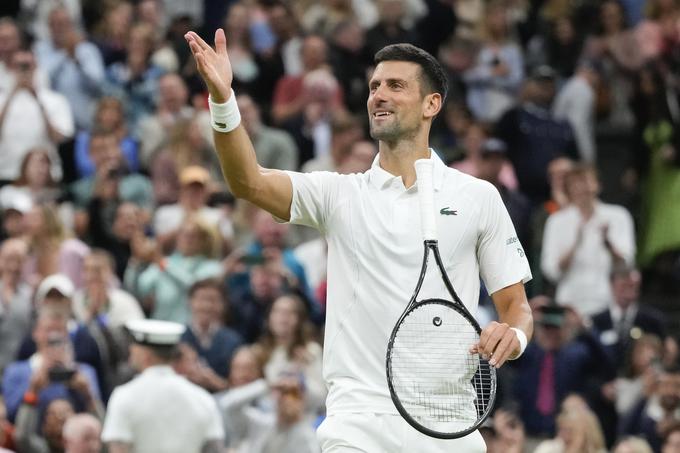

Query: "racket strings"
left=388, top=302, right=495, bottom=434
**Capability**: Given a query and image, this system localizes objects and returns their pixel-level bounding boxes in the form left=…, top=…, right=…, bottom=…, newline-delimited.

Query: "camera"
left=48, top=365, right=76, bottom=382
left=107, top=167, right=125, bottom=179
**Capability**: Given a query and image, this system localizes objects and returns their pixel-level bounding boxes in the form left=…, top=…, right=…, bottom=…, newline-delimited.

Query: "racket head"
left=386, top=298, right=497, bottom=439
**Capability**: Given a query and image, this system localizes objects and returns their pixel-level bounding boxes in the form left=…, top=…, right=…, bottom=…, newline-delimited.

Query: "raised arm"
left=185, top=29, right=293, bottom=221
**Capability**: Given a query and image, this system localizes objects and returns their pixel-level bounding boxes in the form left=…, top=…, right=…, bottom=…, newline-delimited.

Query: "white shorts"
left=316, top=413, right=487, bottom=453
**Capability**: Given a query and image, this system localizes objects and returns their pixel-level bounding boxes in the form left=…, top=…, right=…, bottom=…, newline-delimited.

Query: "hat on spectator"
left=1, top=191, right=33, bottom=214
left=179, top=166, right=211, bottom=186
left=125, top=319, right=185, bottom=346
left=481, top=138, right=508, bottom=156
left=35, top=274, right=75, bottom=303
left=530, top=65, right=557, bottom=82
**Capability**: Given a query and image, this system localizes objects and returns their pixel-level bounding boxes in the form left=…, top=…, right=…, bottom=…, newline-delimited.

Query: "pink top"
left=24, top=238, right=90, bottom=289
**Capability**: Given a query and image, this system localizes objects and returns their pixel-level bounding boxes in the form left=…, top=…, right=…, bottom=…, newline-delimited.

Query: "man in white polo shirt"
left=186, top=30, right=533, bottom=452
left=101, top=319, right=224, bottom=453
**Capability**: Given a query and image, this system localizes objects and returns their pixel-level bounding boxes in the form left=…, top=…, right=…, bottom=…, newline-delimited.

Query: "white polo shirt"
left=286, top=151, right=531, bottom=416
left=102, top=365, right=224, bottom=452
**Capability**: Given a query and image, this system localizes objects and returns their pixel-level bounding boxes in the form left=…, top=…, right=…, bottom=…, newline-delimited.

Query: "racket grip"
left=414, top=159, right=437, bottom=241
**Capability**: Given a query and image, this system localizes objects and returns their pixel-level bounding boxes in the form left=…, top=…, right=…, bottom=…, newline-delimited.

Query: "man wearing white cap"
left=102, top=319, right=225, bottom=453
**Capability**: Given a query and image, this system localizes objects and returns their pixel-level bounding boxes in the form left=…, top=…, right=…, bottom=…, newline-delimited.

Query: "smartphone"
left=239, top=254, right=266, bottom=265
left=48, top=365, right=76, bottom=382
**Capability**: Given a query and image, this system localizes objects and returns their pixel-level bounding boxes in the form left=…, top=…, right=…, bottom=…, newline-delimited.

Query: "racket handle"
left=414, top=158, right=437, bottom=241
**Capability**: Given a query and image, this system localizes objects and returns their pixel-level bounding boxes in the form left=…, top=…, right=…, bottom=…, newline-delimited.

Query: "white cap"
left=2, top=191, right=33, bottom=214
left=35, top=274, right=75, bottom=304
left=125, top=319, right=185, bottom=346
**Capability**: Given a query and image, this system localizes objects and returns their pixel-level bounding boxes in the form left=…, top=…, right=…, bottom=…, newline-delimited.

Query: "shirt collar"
left=610, top=302, right=638, bottom=324
left=368, top=148, right=446, bottom=192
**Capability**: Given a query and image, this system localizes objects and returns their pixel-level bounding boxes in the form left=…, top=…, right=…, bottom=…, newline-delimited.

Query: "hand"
left=68, top=371, right=92, bottom=399
left=185, top=29, right=233, bottom=103
left=94, top=163, right=120, bottom=200
left=86, top=284, right=108, bottom=318
left=492, top=61, right=510, bottom=77
left=64, top=30, right=83, bottom=57
left=470, top=321, right=520, bottom=368
left=28, top=366, right=50, bottom=393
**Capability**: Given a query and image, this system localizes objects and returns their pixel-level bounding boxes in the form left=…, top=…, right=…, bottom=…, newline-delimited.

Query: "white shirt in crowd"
left=285, top=152, right=531, bottom=417
left=553, top=75, right=596, bottom=163
left=541, top=201, right=636, bottom=317
left=153, top=204, right=234, bottom=241
left=0, top=86, right=73, bottom=181
left=102, top=365, right=224, bottom=453
left=71, top=288, right=144, bottom=328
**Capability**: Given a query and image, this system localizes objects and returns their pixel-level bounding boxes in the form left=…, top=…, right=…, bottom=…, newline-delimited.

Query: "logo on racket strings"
left=433, top=317, right=442, bottom=326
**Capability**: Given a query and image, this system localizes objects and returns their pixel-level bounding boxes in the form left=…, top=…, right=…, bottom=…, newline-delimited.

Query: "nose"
left=369, top=83, right=388, bottom=106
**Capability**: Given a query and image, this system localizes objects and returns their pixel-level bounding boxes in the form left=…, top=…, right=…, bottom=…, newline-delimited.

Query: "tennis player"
left=185, top=29, right=533, bottom=452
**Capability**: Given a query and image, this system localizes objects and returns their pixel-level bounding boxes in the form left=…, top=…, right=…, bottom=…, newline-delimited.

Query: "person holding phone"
left=1, top=305, right=102, bottom=423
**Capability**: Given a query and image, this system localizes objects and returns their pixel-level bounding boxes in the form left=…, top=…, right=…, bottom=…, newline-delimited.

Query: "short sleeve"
left=476, top=183, right=532, bottom=294
left=284, top=171, right=344, bottom=232
left=101, top=388, right=133, bottom=443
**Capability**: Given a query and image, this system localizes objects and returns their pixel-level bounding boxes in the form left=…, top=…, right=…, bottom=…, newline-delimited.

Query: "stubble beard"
left=369, top=117, right=419, bottom=148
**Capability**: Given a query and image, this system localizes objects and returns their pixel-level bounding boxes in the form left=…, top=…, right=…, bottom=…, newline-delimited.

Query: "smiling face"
left=367, top=61, right=430, bottom=145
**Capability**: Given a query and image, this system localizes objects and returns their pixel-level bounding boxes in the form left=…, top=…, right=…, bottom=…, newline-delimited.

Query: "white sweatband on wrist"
left=209, top=89, right=241, bottom=133
left=510, top=327, right=528, bottom=359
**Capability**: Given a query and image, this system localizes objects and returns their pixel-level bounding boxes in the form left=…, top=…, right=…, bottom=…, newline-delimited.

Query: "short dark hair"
left=374, top=44, right=448, bottom=103
left=188, top=278, right=226, bottom=300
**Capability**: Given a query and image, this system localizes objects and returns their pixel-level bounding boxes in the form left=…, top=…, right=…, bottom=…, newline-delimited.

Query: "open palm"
left=185, top=29, right=233, bottom=103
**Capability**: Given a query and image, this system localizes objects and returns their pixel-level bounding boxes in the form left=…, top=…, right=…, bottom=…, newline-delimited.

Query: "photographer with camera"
left=2, top=304, right=102, bottom=424
left=0, top=48, right=73, bottom=185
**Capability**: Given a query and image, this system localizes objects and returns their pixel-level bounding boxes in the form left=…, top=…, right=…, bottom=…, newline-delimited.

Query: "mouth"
left=372, top=111, right=393, bottom=119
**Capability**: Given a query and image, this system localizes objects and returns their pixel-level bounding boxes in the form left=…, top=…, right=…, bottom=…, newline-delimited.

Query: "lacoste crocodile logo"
left=440, top=207, right=457, bottom=216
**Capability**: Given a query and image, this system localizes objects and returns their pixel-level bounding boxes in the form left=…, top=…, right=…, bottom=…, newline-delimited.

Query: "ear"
left=423, top=93, right=442, bottom=120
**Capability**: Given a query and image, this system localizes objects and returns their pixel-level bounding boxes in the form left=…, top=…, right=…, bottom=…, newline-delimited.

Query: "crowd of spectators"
left=0, top=0, right=678, bottom=451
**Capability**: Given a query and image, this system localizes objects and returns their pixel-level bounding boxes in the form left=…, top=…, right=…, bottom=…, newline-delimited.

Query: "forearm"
left=494, top=283, right=533, bottom=340
left=37, top=102, right=67, bottom=143
left=213, top=126, right=292, bottom=220
left=213, top=126, right=261, bottom=197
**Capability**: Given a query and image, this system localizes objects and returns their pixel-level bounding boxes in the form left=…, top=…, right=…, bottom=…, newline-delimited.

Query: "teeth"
left=374, top=112, right=392, bottom=117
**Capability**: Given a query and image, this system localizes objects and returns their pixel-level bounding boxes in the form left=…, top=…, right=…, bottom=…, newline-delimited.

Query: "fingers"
left=474, top=322, right=520, bottom=368
left=478, top=321, right=506, bottom=359
left=185, top=31, right=212, bottom=53
left=215, top=28, right=228, bottom=56
left=489, top=331, right=517, bottom=368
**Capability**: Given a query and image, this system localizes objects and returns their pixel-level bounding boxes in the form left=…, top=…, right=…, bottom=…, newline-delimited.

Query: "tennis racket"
left=385, top=158, right=497, bottom=439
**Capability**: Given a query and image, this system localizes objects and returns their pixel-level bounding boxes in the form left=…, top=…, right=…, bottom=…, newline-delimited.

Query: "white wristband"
left=510, top=327, right=528, bottom=359
left=209, top=90, right=241, bottom=133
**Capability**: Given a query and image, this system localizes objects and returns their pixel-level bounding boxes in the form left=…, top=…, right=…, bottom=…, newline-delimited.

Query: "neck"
left=275, top=333, right=293, bottom=346
left=577, top=200, right=595, bottom=217
left=377, top=136, right=431, bottom=188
